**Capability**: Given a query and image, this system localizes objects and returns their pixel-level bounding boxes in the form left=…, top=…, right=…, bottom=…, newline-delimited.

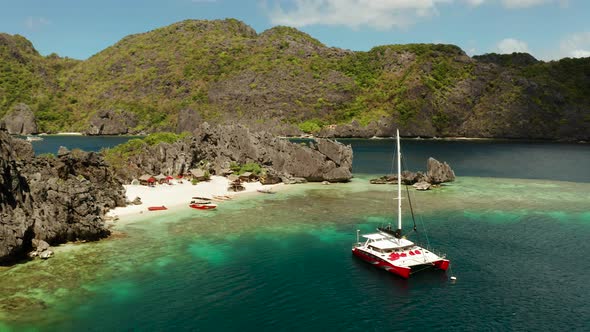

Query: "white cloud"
left=501, top=0, right=549, bottom=8
left=560, top=32, right=590, bottom=58
left=268, top=0, right=452, bottom=30
left=24, top=16, right=51, bottom=30
left=265, top=0, right=565, bottom=30
left=464, top=0, right=486, bottom=6
left=461, top=0, right=567, bottom=8
left=496, top=38, right=529, bottom=53
left=571, top=50, right=590, bottom=58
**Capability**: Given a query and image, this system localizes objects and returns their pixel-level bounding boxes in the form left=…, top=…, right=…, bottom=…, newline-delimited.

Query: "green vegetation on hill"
left=102, top=132, right=187, bottom=170
left=0, top=34, right=79, bottom=132
left=0, top=19, right=589, bottom=139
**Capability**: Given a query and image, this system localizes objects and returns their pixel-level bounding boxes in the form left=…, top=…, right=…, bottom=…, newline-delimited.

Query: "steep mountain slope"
left=0, top=33, right=79, bottom=132
left=0, top=19, right=589, bottom=140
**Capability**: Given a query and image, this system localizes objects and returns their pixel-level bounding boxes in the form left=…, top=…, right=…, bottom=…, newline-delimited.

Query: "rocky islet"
left=0, top=124, right=353, bottom=263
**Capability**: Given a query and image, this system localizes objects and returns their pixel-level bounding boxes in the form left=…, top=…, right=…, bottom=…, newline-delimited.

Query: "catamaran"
left=352, top=129, right=450, bottom=279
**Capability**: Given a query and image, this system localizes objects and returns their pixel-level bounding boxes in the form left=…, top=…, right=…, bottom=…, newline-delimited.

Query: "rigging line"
left=448, top=262, right=455, bottom=280
left=400, top=156, right=418, bottom=234
left=387, top=139, right=398, bottom=225
left=402, top=158, right=430, bottom=250
left=399, top=155, right=432, bottom=250
left=418, top=213, right=432, bottom=250
left=410, top=264, right=434, bottom=275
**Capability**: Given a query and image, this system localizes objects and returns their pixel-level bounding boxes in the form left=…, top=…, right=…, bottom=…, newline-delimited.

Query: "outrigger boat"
left=189, top=203, right=217, bottom=210
left=257, top=187, right=275, bottom=194
left=192, top=196, right=212, bottom=201
left=352, top=129, right=450, bottom=279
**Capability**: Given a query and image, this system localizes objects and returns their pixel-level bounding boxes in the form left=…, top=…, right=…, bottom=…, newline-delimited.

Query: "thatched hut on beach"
left=190, top=169, right=209, bottom=181
left=239, top=172, right=258, bottom=182
left=139, top=174, right=155, bottom=186
left=154, top=174, right=168, bottom=184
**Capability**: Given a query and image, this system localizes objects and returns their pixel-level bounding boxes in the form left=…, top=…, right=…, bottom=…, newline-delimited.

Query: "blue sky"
left=1, top=0, right=588, bottom=60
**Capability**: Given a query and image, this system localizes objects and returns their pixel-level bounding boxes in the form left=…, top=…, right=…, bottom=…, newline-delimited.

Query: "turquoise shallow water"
left=1, top=140, right=590, bottom=331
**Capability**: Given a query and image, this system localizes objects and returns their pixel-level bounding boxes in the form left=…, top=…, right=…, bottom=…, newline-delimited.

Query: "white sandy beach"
left=106, top=175, right=273, bottom=219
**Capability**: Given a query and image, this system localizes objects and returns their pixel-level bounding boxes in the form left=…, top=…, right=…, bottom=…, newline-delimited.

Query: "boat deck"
left=356, top=233, right=445, bottom=268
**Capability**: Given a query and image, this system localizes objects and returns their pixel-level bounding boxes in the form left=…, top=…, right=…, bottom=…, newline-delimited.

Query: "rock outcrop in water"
left=106, top=123, right=353, bottom=183
left=370, top=157, right=455, bottom=188
left=0, top=129, right=126, bottom=264
left=426, top=157, right=456, bottom=184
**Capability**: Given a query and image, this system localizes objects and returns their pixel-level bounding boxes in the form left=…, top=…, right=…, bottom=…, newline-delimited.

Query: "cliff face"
left=0, top=130, right=34, bottom=261
left=104, top=123, right=353, bottom=183
left=0, top=103, right=38, bottom=135
left=0, top=20, right=589, bottom=140
left=0, top=130, right=125, bottom=263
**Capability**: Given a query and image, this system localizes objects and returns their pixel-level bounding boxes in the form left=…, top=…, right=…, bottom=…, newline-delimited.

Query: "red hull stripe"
left=433, top=259, right=450, bottom=271
left=352, top=248, right=451, bottom=277
left=352, top=248, right=411, bottom=279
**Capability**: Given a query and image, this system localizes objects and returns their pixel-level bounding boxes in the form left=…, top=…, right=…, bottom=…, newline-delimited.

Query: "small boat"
left=148, top=206, right=167, bottom=211
left=213, top=195, right=232, bottom=200
left=26, top=136, right=44, bottom=142
left=190, top=203, right=217, bottom=210
left=257, top=188, right=275, bottom=194
left=192, top=196, right=212, bottom=201
left=352, top=129, right=450, bottom=279
left=190, top=199, right=212, bottom=204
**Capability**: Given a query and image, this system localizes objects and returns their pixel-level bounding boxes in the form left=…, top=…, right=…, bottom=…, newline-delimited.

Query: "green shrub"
left=38, top=153, right=56, bottom=159
left=298, top=119, right=324, bottom=133
left=144, top=132, right=186, bottom=145
left=191, top=178, right=199, bottom=185
left=229, top=161, right=241, bottom=173
left=228, top=162, right=263, bottom=175
left=240, top=162, right=262, bottom=175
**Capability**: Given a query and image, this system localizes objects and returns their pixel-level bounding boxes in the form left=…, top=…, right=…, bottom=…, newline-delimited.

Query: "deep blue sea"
left=1, top=137, right=589, bottom=331
left=27, top=135, right=141, bottom=155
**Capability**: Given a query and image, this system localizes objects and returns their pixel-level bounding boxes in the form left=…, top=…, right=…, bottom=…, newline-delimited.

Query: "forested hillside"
left=1, top=19, right=589, bottom=140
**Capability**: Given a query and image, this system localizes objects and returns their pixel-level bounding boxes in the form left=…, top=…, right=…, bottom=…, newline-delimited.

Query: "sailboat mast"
left=397, top=129, right=402, bottom=232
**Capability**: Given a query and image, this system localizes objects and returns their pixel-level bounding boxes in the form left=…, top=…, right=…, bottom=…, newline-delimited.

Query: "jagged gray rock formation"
left=176, top=108, right=202, bottom=134
left=369, top=157, right=455, bottom=186
left=413, top=181, right=432, bottom=191
left=108, top=123, right=353, bottom=183
left=0, top=130, right=126, bottom=263
left=0, top=130, right=34, bottom=261
left=0, top=103, right=38, bottom=135
left=427, top=157, right=456, bottom=184
left=86, top=109, right=139, bottom=135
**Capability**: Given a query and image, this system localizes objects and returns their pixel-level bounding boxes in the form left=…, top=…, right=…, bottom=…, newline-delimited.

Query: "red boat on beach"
left=148, top=206, right=167, bottom=211
left=190, top=203, right=217, bottom=210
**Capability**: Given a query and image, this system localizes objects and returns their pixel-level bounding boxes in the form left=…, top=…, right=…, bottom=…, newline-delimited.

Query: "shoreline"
left=106, top=175, right=281, bottom=221
left=20, top=133, right=586, bottom=144
left=283, top=135, right=588, bottom=144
